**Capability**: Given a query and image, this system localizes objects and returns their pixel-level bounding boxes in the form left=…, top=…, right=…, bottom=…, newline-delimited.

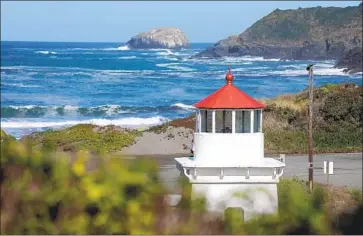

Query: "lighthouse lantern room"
left=175, top=67, right=285, bottom=220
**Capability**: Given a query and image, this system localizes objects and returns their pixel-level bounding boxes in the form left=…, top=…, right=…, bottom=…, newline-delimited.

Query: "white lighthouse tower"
left=175, top=67, right=285, bottom=220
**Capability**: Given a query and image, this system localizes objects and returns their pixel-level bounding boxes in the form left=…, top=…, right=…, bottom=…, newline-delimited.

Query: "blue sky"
left=1, top=1, right=361, bottom=43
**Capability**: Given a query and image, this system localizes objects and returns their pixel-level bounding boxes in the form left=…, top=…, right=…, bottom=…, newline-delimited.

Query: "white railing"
left=177, top=164, right=284, bottom=181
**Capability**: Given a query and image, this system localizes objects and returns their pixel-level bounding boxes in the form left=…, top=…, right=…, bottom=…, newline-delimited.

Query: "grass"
left=21, top=124, right=142, bottom=155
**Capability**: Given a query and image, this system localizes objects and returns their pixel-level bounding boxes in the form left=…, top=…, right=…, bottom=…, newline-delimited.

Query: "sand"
left=120, top=126, right=193, bottom=156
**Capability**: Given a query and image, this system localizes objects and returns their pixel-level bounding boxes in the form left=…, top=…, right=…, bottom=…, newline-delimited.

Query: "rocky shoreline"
left=334, top=47, right=362, bottom=74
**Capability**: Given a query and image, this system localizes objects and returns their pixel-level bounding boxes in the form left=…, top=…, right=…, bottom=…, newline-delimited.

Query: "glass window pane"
left=224, top=111, right=232, bottom=133
left=243, top=111, right=251, bottom=133
left=235, top=110, right=243, bottom=133
left=201, top=110, right=207, bottom=132
left=235, top=110, right=251, bottom=133
left=254, top=110, right=261, bottom=132
left=206, top=110, right=213, bottom=133
left=196, top=111, right=200, bottom=132
left=215, top=110, right=223, bottom=133
left=216, top=110, right=232, bottom=133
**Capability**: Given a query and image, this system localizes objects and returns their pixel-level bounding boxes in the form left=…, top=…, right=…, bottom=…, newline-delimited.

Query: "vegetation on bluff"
left=1, top=134, right=362, bottom=234
left=247, top=4, right=362, bottom=43
left=263, top=83, right=362, bottom=153
left=21, top=124, right=142, bottom=155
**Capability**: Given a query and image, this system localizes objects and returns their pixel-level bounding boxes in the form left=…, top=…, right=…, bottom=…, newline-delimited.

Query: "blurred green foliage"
left=1, top=131, right=362, bottom=234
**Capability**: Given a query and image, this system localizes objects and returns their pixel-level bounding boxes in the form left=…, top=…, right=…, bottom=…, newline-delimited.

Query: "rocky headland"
left=194, top=4, right=362, bottom=72
left=126, top=27, right=189, bottom=49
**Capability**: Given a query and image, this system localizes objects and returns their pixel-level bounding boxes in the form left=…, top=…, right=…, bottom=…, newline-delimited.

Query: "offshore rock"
left=126, top=27, right=189, bottom=49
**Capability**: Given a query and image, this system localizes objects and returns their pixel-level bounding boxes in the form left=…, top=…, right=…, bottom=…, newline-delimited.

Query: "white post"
left=250, top=110, right=254, bottom=133
left=232, top=110, right=236, bottom=133
left=324, top=161, right=334, bottom=185
left=197, top=110, right=202, bottom=133
left=212, top=110, right=216, bottom=133
left=260, top=109, right=263, bottom=132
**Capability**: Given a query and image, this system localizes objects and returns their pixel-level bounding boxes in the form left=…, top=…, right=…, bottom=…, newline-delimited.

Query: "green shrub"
left=350, top=188, right=363, bottom=203
left=21, top=124, right=142, bottom=155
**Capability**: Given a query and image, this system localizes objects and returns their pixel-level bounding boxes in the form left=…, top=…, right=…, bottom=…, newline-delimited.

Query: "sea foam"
left=35, top=51, right=57, bottom=55
left=1, top=116, right=169, bottom=129
left=171, top=103, right=195, bottom=110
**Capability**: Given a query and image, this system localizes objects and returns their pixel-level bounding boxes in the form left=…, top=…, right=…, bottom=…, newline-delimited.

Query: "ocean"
left=1, top=41, right=362, bottom=139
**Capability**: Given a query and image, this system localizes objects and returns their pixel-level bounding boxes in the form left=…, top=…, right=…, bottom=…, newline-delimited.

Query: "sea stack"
left=126, top=27, right=189, bottom=49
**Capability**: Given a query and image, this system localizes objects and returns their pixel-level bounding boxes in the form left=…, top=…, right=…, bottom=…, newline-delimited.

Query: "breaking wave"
left=2, top=82, right=40, bottom=88
left=1, top=104, right=197, bottom=118
left=118, top=56, right=137, bottom=59
left=156, top=49, right=174, bottom=56
left=171, top=103, right=195, bottom=110
left=103, top=45, right=130, bottom=51
left=156, top=63, right=195, bottom=71
left=35, top=51, right=57, bottom=55
left=1, top=116, right=169, bottom=129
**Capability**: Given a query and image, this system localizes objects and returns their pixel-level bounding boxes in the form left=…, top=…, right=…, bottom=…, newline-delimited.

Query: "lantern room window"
left=254, top=110, right=262, bottom=132
left=200, top=110, right=213, bottom=133
left=215, top=110, right=232, bottom=133
left=198, top=109, right=263, bottom=134
left=235, top=110, right=251, bottom=133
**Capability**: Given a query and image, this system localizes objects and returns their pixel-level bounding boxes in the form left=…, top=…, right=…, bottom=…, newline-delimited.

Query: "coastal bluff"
left=335, top=47, right=362, bottom=74
left=194, top=4, right=362, bottom=66
left=126, top=27, right=189, bottom=49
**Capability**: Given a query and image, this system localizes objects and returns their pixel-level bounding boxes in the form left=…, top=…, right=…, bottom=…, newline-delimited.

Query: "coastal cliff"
left=335, top=47, right=362, bottom=74
left=195, top=4, right=362, bottom=64
left=126, top=27, right=189, bottom=49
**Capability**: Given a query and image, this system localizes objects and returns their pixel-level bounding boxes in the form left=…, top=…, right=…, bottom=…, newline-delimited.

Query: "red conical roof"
left=194, top=67, right=265, bottom=109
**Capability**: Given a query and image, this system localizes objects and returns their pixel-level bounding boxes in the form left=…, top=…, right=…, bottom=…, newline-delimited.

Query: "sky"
left=1, top=1, right=361, bottom=43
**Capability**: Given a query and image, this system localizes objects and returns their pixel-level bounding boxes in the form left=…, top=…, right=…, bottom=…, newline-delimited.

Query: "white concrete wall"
left=192, top=183, right=278, bottom=221
left=193, top=132, right=264, bottom=166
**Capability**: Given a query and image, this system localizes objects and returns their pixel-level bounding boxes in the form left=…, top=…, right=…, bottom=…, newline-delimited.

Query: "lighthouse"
left=175, top=67, right=285, bottom=220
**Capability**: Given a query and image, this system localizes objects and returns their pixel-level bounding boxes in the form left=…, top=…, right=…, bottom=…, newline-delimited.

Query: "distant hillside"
left=196, top=4, right=362, bottom=64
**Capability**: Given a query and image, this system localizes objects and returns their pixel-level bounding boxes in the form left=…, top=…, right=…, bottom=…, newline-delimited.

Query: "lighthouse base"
left=191, top=183, right=278, bottom=221
left=174, top=156, right=285, bottom=221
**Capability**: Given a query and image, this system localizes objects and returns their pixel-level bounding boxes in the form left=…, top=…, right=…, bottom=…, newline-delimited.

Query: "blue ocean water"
left=1, top=41, right=362, bottom=139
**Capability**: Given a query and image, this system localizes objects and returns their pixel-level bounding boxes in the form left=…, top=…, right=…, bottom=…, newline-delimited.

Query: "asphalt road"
left=155, top=153, right=362, bottom=191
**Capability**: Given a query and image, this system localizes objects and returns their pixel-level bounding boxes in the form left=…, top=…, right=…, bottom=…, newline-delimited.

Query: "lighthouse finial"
left=226, top=65, right=234, bottom=84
